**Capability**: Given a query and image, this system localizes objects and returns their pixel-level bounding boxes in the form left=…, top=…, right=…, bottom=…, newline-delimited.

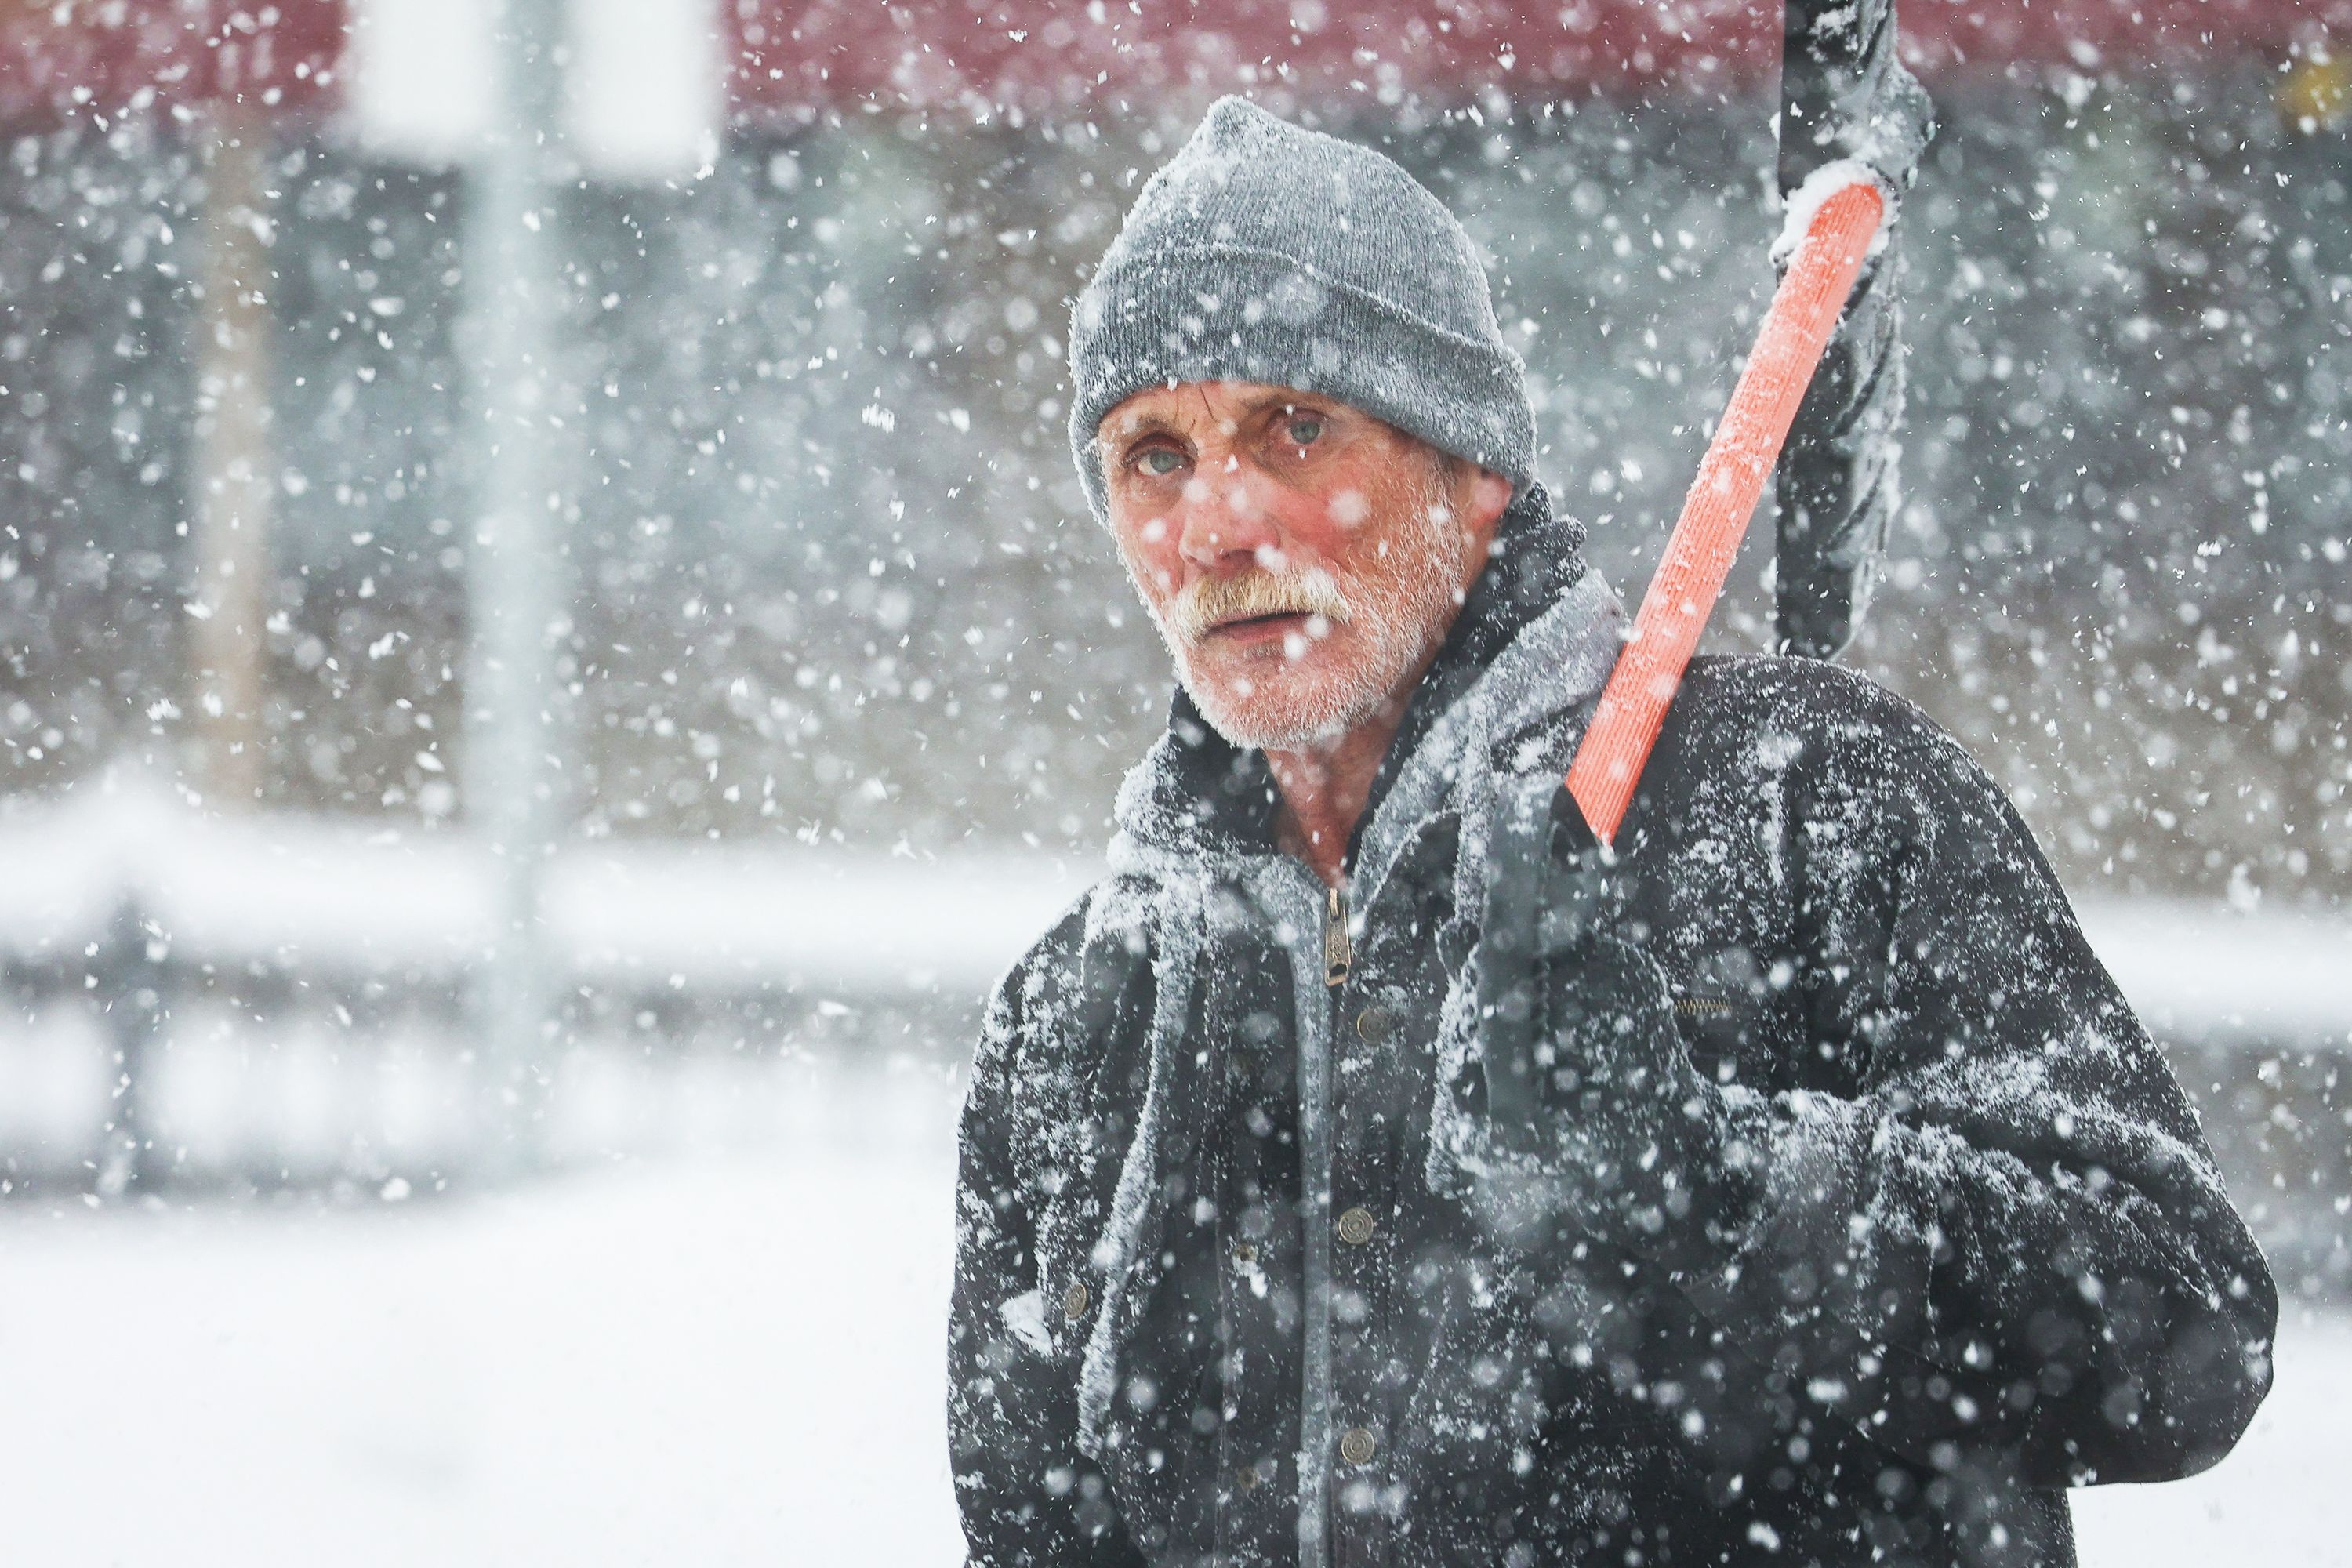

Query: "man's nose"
left=1174, top=459, right=1283, bottom=572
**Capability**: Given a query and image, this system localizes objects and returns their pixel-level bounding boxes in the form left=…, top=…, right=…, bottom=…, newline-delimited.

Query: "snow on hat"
left=1066, top=96, right=1541, bottom=526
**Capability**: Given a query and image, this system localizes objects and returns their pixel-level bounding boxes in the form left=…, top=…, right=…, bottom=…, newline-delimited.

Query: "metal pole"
left=463, top=0, right=571, bottom=1174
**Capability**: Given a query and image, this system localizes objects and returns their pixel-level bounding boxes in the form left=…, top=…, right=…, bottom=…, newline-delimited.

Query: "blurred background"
left=1, top=1, right=2347, bottom=1562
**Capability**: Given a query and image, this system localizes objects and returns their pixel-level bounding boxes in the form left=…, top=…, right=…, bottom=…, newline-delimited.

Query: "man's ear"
left=1436, top=458, right=1513, bottom=593
left=1454, top=465, right=1513, bottom=573
left=1468, top=466, right=1513, bottom=530
left=1436, top=453, right=1513, bottom=528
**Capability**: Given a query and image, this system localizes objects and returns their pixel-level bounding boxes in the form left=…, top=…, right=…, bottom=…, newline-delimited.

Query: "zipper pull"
left=1323, top=884, right=1352, bottom=987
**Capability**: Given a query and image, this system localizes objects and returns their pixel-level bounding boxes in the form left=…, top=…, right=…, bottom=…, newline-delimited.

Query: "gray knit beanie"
left=1068, top=96, right=1541, bottom=525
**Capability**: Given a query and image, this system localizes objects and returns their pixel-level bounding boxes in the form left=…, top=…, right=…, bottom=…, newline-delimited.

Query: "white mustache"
left=1170, top=564, right=1352, bottom=645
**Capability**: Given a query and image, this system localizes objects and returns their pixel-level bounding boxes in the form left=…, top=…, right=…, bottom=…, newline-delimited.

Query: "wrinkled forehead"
left=1094, top=379, right=1373, bottom=447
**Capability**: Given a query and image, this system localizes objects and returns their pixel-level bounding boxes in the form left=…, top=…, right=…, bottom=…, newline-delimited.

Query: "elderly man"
left=948, top=97, right=2274, bottom=1568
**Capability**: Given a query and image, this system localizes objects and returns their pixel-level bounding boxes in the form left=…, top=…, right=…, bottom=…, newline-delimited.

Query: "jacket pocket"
left=1668, top=990, right=1759, bottom=1080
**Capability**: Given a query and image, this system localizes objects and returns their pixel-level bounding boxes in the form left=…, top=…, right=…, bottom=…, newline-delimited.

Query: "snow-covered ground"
left=0, top=1067, right=971, bottom=1567
left=1, top=1063, right=2344, bottom=1567
left=2072, top=1307, right=2352, bottom=1564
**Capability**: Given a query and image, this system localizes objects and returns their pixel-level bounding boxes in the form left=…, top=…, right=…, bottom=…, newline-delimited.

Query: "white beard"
left=1134, top=470, right=1471, bottom=753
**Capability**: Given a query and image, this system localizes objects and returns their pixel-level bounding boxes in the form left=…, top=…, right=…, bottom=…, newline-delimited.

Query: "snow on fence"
left=0, top=779, right=1091, bottom=992
left=0, top=780, right=1088, bottom=1193
left=2074, top=898, right=2352, bottom=1298
left=2072, top=898, right=2352, bottom=1046
left=0, top=780, right=2344, bottom=1293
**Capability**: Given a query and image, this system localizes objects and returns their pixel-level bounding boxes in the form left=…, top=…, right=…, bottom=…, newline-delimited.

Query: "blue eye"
left=1138, top=448, right=1185, bottom=477
left=1285, top=416, right=1324, bottom=445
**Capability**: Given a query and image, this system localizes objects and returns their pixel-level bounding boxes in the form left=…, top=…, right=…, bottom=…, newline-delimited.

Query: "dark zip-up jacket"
left=948, top=535, right=2274, bottom=1567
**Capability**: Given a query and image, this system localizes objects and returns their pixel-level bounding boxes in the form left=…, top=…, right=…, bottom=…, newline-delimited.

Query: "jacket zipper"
left=1672, top=994, right=1738, bottom=1020
left=1304, top=873, right=1349, bottom=1568
left=1323, top=884, right=1352, bottom=987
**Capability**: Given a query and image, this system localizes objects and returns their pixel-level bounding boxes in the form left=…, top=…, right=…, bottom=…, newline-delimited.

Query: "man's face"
left=1098, top=380, right=1508, bottom=752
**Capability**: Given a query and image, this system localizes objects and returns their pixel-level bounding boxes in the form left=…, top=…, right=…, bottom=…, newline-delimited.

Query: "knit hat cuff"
left=1069, top=247, right=1538, bottom=523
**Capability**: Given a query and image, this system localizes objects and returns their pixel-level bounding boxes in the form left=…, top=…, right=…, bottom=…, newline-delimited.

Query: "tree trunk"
left=188, top=101, right=275, bottom=807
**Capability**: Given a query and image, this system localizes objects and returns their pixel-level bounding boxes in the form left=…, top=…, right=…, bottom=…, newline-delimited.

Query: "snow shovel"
left=1477, top=176, right=1889, bottom=1148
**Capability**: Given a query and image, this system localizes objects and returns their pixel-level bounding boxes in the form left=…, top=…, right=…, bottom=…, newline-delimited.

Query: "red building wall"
left=0, top=1, right=341, bottom=128
left=728, top=0, right=2343, bottom=118
left=2, top=0, right=2337, bottom=130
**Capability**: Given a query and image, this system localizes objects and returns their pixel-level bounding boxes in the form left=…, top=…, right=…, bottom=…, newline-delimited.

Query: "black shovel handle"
left=1478, top=779, right=1608, bottom=1152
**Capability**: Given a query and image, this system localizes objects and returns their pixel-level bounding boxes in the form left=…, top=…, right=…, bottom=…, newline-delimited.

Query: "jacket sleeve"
left=1664, top=682, right=2276, bottom=1490
left=949, top=947, right=1146, bottom=1568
